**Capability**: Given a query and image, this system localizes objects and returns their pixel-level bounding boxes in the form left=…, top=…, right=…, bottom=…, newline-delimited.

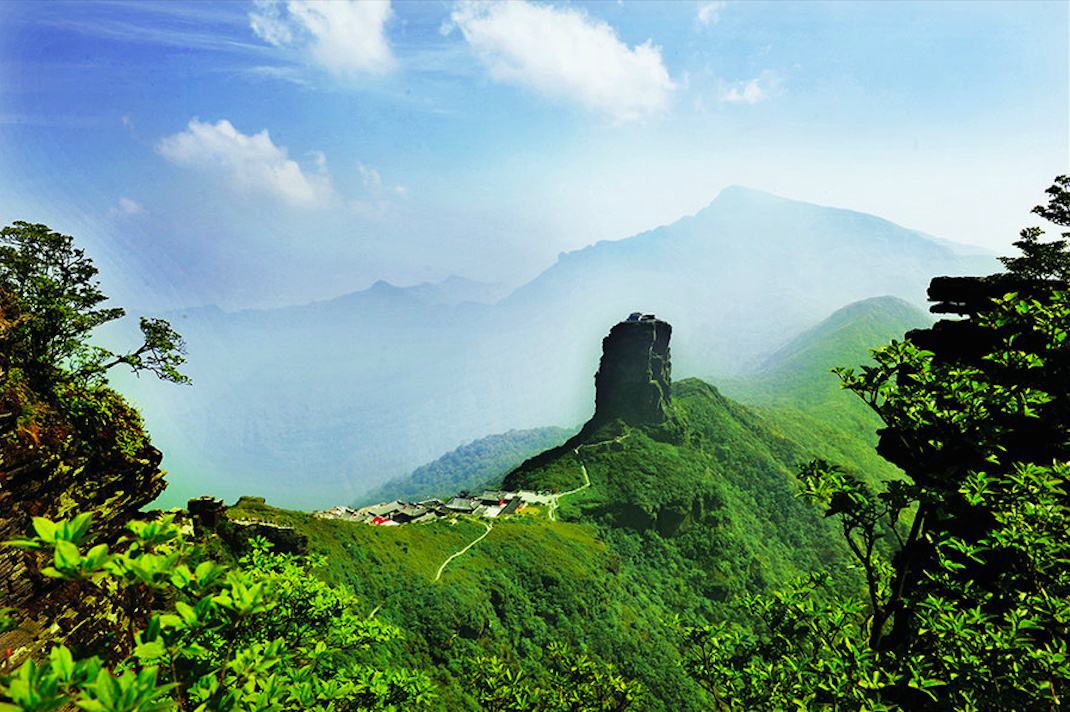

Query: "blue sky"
left=0, top=0, right=1066, bottom=310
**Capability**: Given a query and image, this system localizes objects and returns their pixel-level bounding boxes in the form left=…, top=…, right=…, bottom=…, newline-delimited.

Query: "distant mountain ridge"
left=112, top=187, right=997, bottom=509
left=751, top=295, right=932, bottom=383
left=356, top=426, right=576, bottom=506
left=720, top=295, right=933, bottom=488
left=168, top=275, right=508, bottom=319
left=226, top=314, right=861, bottom=709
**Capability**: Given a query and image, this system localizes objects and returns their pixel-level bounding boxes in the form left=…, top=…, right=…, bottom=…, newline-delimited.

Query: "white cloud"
left=351, top=162, right=406, bottom=217
left=447, top=0, right=676, bottom=122
left=157, top=118, right=332, bottom=208
left=357, top=162, right=382, bottom=191
left=112, top=197, right=145, bottom=216
left=719, top=72, right=778, bottom=105
left=308, top=149, right=328, bottom=174
left=249, top=0, right=395, bottom=76
left=697, top=1, right=726, bottom=27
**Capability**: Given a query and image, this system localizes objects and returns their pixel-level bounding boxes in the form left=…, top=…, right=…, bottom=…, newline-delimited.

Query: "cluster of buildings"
left=315, top=489, right=554, bottom=526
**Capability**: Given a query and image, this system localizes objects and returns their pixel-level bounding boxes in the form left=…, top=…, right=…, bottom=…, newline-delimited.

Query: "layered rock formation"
left=190, top=495, right=309, bottom=555
left=0, top=291, right=167, bottom=665
left=592, top=315, right=673, bottom=427
left=504, top=313, right=680, bottom=490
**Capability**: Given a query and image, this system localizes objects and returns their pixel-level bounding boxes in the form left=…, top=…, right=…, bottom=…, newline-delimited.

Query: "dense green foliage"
left=682, top=177, right=1070, bottom=710
left=228, top=374, right=864, bottom=710
left=0, top=221, right=189, bottom=388
left=468, top=642, right=644, bottom=711
left=0, top=514, right=435, bottom=710
left=225, top=499, right=661, bottom=709
left=357, top=426, right=575, bottom=506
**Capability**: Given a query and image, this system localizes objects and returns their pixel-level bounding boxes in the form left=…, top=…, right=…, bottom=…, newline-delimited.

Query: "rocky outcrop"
left=190, top=496, right=310, bottom=556
left=505, top=314, right=681, bottom=491
left=0, top=291, right=167, bottom=666
left=592, top=315, right=673, bottom=428
left=221, top=519, right=309, bottom=556
left=188, top=496, right=226, bottom=537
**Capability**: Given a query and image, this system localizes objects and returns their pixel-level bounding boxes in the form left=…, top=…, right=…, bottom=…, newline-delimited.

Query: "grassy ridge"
left=227, top=375, right=867, bottom=710
left=215, top=298, right=927, bottom=709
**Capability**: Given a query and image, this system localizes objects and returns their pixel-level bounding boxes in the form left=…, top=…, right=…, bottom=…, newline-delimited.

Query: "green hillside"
left=227, top=374, right=857, bottom=710
left=721, top=296, right=931, bottom=486
left=357, top=426, right=576, bottom=506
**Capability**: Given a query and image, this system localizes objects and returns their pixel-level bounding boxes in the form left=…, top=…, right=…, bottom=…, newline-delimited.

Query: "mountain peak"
left=716, top=184, right=781, bottom=199
left=592, top=314, right=674, bottom=428
left=707, top=185, right=790, bottom=209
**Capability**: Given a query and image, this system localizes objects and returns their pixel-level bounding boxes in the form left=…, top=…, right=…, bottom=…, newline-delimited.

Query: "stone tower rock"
left=592, top=314, right=672, bottom=427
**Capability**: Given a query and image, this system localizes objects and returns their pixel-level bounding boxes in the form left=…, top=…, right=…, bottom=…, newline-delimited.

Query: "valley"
left=196, top=310, right=884, bottom=708
left=107, top=188, right=994, bottom=510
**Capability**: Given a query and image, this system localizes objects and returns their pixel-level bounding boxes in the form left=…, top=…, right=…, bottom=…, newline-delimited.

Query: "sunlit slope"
left=732, top=295, right=932, bottom=413
left=223, top=377, right=862, bottom=710
left=721, top=295, right=932, bottom=485
left=505, top=378, right=845, bottom=586
left=224, top=499, right=708, bottom=710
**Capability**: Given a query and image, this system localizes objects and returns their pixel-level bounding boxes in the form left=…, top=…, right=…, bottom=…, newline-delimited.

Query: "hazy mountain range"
left=110, top=187, right=995, bottom=509
left=369, top=294, right=931, bottom=508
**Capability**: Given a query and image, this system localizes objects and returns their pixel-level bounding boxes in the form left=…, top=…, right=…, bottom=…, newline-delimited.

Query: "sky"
left=0, top=0, right=1066, bottom=312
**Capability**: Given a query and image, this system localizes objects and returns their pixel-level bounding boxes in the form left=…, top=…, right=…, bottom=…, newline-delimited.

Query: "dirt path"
left=547, top=433, right=629, bottom=522
left=433, top=520, right=493, bottom=582
left=433, top=432, right=630, bottom=579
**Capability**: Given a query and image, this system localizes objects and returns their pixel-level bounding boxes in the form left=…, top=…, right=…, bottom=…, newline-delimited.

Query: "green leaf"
left=134, top=640, right=166, bottom=661
left=31, top=517, right=57, bottom=543
left=54, top=540, right=82, bottom=574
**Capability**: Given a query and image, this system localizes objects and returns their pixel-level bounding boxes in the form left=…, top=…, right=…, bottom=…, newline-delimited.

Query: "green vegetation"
left=681, top=176, right=1070, bottom=710
left=468, top=642, right=645, bottom=711
left=0, top=221, right=189, bottom=389
left=0, top=513, right=435, bottom=710
left=357, top=426, right=575, bottom=506
left=0, top=220, right=646, bottom=711
left=727, top=295, right=931, bottom=422
left=722, top=295, right=932, bottom=490
left=5, top=179, right=1067, bottom=710
left=224, top=499, right=657, bottom=709
left=225, top=370, right=858, bottom=710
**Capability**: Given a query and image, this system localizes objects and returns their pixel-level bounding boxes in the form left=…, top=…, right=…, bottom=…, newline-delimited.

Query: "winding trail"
left=547, top=450, right=591, bottom=522
left=547, top=433, right=630, bottom=522
left=431, top=432, right=631, bottom=581
left=433, top=521, right=493, bottom=582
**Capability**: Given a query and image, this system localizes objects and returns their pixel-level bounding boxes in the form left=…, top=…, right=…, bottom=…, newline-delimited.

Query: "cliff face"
left=0, top=291, right=167, bottom=664
left=504, top=314, right=680, bottom=490
left=592, top=316, right=673, bottom=428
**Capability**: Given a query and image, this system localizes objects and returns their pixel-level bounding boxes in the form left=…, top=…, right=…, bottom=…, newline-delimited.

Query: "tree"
left=0, top=514, right=436, bottom=711
left=0, top=221, right=189, bottom=387
left=681, top=178, right=1070, bottom=710
left=468, top=643, right=645, bottom=711
left=999, top=175, right=1070, bottom=280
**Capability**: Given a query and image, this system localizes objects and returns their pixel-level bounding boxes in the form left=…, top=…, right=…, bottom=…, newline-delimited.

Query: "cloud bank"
left=448, top=1, right=676, bottom=122
left=250, top=0, right=395, bottom=76
left=157, top=118, right=332, bottom=208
